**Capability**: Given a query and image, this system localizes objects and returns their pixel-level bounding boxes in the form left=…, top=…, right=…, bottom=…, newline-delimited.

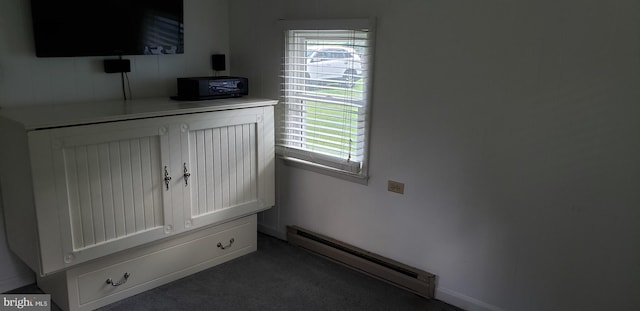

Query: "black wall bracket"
left=104, top=59, right=131, bottom=73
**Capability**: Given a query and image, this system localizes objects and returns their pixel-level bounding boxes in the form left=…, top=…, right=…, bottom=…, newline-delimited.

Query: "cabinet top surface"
left=0, top=97, right=277, bottom=130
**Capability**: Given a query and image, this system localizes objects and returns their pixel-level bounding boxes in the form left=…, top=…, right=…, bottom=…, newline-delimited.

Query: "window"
left=277, top=20, right=374, bottom=181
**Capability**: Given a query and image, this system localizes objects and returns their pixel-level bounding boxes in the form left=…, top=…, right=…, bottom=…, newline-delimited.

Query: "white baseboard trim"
left=0, top=273, right=35, bottom=293
left=436, top=287, right=505, bottom=311
left=257, top=224, right=287, bottom=240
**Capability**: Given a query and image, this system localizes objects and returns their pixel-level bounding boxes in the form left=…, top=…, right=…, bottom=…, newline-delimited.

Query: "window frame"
left=276, top=19, right=375, bottom=184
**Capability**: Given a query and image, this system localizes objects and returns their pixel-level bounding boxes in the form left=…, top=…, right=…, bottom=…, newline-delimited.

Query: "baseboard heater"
left=286, top=226, right=436, bottom=299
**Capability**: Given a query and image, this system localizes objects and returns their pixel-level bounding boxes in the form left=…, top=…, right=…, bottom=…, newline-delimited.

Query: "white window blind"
left=277, top=22, right=373, bottom=178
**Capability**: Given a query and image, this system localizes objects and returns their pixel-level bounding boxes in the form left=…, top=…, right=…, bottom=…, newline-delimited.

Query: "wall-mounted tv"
left=30, top=0, right=184, bottom=57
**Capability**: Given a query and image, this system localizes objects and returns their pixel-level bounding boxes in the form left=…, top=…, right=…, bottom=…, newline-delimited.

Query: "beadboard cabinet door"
left=178, top=107, right=275, bottom=231
left=28, top=117, right=178, bottom=275
left=25, top=105, right=275, bottom=275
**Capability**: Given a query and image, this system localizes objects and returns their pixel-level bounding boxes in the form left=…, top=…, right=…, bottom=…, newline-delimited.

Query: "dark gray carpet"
left=8, top=233, right=463, bottom=311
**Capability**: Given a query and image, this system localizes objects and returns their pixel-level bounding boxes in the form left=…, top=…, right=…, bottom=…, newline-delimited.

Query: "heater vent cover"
left=286, top=226, right=436, bottom=299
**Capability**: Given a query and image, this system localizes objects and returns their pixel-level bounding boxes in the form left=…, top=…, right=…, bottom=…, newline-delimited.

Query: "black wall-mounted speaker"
left=211, top=54, right=226, bottom=71
left=103, top=59, right=131, bottom=73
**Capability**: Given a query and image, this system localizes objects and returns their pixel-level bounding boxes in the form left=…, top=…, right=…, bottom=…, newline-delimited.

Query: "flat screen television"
left=30, top=0, right=184, bottom=57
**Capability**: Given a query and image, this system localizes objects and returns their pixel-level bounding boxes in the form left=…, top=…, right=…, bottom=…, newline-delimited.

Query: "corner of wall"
left=0, top=273, right=35, bottom=293
left=0, top=200, right=36, bottom=293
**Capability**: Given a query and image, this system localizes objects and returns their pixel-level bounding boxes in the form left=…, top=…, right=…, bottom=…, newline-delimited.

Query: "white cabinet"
left=22, top=106, right=274, bottom=275
left=0, top=97, right=275, bottom=305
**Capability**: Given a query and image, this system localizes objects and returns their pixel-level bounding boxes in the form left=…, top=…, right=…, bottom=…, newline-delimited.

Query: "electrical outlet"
left=387, top=180, right=405, bottom=194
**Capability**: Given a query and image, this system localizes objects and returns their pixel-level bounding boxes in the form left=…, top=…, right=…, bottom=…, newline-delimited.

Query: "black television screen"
left=31, top=0, right=184, bottom=57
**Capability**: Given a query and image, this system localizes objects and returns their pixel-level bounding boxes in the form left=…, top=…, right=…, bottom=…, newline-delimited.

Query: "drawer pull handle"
left=106, top=272, right=130, bottom=287
left=217, top=238, right=235, bottom=250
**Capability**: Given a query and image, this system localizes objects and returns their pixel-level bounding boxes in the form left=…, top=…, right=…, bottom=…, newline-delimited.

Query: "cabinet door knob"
left=164, top=166, right=172, bottom=191
left=183, top=163, right=191, bottom=186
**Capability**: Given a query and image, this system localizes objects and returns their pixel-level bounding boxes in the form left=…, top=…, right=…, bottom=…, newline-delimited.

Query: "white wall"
left=0, top=200, right=33, bottom=292
left=0, top=0, right=229, bottom=107
left=229, top=0, right=640, bottom=310
left=0, top=0, right=230, bottom=291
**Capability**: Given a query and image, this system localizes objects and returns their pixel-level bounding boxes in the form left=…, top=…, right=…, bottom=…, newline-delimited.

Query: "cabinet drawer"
left=70, top=216, right=256, bottom=307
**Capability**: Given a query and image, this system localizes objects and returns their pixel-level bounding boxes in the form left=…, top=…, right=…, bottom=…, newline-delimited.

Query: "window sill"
left=279, top=156, right=369, bottom=185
